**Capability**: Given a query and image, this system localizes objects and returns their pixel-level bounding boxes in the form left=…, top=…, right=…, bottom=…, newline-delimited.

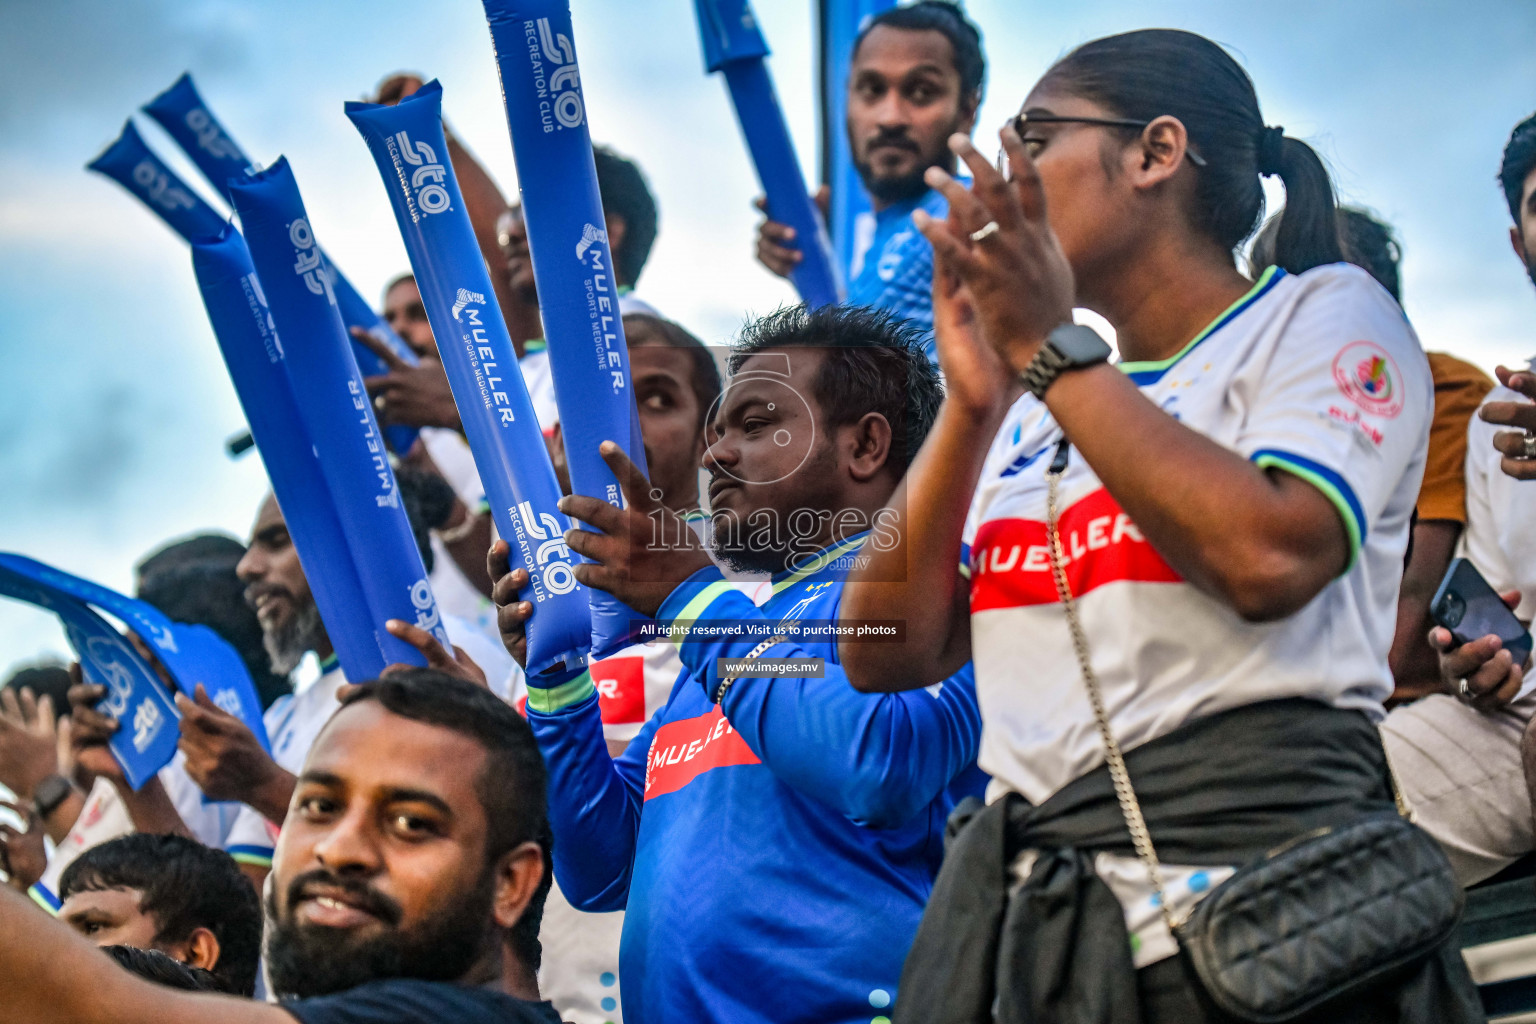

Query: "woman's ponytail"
left=1265, top=131, right=1343, bottom=274
left=1042, top=30, right=1345, bottom=273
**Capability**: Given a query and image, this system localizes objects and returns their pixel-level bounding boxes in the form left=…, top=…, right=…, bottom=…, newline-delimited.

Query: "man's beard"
left=852, top=127, right=941, bottom=206
left=262, top=597, right=325, bottom=676
left=708, top=443, right=841, bottom=576
left=265, top=867, right=497, bottom=1000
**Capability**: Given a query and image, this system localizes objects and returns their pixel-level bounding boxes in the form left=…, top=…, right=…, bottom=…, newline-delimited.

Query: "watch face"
left=1052, top=324, right=1113, bottom=364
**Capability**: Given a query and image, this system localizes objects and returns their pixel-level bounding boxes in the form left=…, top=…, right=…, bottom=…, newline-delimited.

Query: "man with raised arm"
left=490, top=304, right=984, bottom=1024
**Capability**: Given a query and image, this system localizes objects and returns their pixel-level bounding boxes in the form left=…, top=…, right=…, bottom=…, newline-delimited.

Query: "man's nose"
left=235, top=548, right=264, bottom=584
left=311, top=805, right=384, bottom=877
left=703, top=435, right=737, bottom=473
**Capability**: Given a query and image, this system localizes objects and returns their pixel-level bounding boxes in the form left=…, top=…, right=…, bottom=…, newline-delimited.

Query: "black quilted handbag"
left=1173, top=814, right=1463, bottom=1022
left=1041, top=457, right=1464, bottom=1022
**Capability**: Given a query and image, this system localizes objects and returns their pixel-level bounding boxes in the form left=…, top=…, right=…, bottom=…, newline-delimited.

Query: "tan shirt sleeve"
left=1416, top=351, right=1495, bottom=524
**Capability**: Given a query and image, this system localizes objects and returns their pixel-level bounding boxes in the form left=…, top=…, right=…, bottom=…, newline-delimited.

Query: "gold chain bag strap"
left=1043, top=443, right=1461, bottom=1023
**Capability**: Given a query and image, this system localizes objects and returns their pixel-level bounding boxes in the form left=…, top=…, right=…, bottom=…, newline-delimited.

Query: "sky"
left=0, top=0, right=1532, bottom=676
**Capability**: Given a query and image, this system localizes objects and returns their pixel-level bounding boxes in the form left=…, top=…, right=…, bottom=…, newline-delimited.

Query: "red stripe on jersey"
left=593, top=655, right=646, bottom=725
left=644, top=707, right=760, bottom=801
left=970, top=487, right=1181, bottom=611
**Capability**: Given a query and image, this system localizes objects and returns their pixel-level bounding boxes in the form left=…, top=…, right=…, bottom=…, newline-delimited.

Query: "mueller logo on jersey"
left=970, top=487, right=1181, bottom=611
left=1332, top=341, right=1403, bottom=419
left=644, top=707, right=760, bottom=801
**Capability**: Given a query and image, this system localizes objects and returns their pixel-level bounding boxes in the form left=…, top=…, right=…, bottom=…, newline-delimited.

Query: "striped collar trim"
left=770, top=532, right=869, bottom=594
left=1119, top=266, right=1286, bottom=385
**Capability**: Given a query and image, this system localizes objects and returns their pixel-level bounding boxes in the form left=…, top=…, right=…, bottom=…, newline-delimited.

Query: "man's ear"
left=957, top=91, right=980, bottom=137
left=845, top=412, right=894, bottom=484
left=492, top=841, right=547, bottom=932
left=1513, top=224, right=1528, bottom=265
left=177, top=927, right=222, bottom=974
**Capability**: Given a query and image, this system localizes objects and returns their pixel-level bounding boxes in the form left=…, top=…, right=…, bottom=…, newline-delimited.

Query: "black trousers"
left=1138, top=954, right=1399, bottom=1024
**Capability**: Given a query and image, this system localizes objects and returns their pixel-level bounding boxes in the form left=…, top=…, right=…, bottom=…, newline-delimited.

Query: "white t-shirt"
left=963, top=263, right=1430, bottom=804
left=965, top=264, right=1430, bottom=965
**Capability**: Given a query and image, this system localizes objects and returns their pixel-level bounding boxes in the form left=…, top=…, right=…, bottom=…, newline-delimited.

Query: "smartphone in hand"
left=1431, top=558, right=1532, bottom=667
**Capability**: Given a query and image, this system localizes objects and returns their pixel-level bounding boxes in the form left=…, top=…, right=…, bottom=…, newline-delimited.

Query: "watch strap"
left=1019, top=323, right=1111, bottom=399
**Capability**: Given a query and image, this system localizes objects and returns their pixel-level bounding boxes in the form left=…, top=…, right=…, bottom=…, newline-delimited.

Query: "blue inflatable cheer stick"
left=0, top=553, right=268, bottom=752
left=482, top=0, right=654, bottom=658
left=92, top=101, right=418, bottom=456
left=0, top=569, right=180, bottom=790
left=696, top=0, right=843, bottom=308
left=347, top=82, right=593, bottom=677
left=817, top=0, right=895, bottom=272
left=229, top=159, right=446, bottom=670
left=191, top=227, right=393, bottom=682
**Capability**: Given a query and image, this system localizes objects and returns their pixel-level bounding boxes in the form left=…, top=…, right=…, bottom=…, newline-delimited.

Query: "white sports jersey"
left=963, top=264, right=1431, bottom=806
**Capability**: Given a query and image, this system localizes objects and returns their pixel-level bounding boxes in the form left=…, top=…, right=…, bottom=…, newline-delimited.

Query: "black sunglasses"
left=1003, top=113, right=1208, bottom=169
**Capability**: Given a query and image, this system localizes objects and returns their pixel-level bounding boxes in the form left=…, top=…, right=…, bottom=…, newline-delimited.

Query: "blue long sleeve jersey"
left=526, top=533, right=985, bottom=1024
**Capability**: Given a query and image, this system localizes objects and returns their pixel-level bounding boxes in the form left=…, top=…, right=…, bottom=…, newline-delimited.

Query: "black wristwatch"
left=32, top=773, right=74, bottom=820
left=1018, top=323, right=1113, bottom=399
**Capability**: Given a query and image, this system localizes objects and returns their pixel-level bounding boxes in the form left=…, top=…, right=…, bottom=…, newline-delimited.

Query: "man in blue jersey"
left=490, top=304, right=984, bottom=1024
left=754, top=1, right=985, bottom=359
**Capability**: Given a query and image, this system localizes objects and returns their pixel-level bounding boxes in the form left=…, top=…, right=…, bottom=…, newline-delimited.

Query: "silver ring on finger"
left=970, top=220, right=1001, bottom=243
left=1457, top=677, right=1473, bottom=702
left=1522, top=431, right=1536, bottom=460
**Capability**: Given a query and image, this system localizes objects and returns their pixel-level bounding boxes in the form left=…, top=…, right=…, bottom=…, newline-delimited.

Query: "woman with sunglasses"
left=839, top=28, right=1479, bottom=1023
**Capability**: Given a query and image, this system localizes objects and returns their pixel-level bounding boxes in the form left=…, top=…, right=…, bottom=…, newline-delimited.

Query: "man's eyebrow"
left=900, top=63, right=949, bottom=80
left=296, top=770, right=344, bottom=788
left=381, top=788, right=454, bottom=817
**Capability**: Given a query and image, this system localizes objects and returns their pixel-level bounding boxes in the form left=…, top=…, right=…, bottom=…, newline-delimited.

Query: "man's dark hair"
left=136, top=534, right=246, bottom=582
left=136, top=535, right=290, bottom=710
left=394, top=466, right=459, bottom=575
left=594, top=145, right=659, bottom=288
left=1502, top=112, right=1536, bottom=226
left=2, top=662, right=73, bottom=713
left=103, top=945, right=227, bottom=993
left=625, top=313, right=723, bottom=432
left=856, top=1, right=986, bottom=104
left=384, top=272, right=416, bottom=298
left=1043, top=29, right=1342, bottom=274
left=1252, top=205, right=1401, bottom=301
left=339, top=670, right=548, bottom=863
left=59, top=834, right=262, bottom=997
left=729, top=304, right=943, bottom=476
